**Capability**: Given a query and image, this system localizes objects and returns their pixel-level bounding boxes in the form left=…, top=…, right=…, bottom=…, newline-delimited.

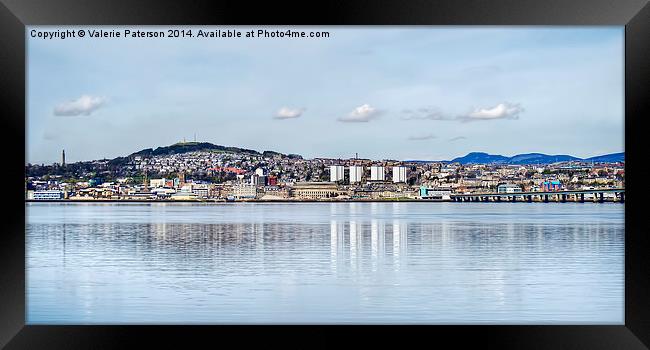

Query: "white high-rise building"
left=349, top=166, right=363, bottom=183
left=370, top=166, right=385, bottom=181
left=255, top=168, right=265, bottom=176
left=392, top=166, right=407, bottom=183
left=330, top=165, right=345, bottom=182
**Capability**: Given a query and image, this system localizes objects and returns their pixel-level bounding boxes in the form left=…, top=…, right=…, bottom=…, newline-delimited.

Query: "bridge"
left=450, top=188, right=624, bottom=203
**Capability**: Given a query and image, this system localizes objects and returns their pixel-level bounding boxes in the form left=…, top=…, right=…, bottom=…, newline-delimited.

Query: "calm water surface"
left=26, top=202, right=624, bottom=324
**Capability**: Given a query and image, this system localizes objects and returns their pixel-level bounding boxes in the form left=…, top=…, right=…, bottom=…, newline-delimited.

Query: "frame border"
left=1, top=0, right=648, bottom=348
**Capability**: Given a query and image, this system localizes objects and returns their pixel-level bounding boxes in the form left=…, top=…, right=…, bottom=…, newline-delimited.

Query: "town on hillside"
left=25, top=143, right=625, bottom=202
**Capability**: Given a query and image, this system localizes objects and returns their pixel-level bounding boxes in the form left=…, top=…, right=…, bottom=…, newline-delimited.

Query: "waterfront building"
left=152, top=187, right=175, bottom=198
left=260, top=186, right=290, bottom=199
left=419, top=187, right=452, bottom=199
left=497, top=183, right=523, bottom=193
left=349, top=166, right=363, bottom=183
left=233, top=183, right=257, bottom=199
left=32, top=190, right=64, bottom=200
left=370, top=166, right=385, bottom=181
left=392, top=166, right=407, bottom=183
left=255, top=168, right=265, bottom=177
left=171, top=190, right=198, bottom=200
left=291, top=182, right=339, bottom=199
left=192, top=184, right=210, bottom=198
left=330, top=165, right=344, bottom=182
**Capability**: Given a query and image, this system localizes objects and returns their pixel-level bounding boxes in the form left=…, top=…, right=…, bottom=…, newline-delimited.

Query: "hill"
left=126, top=142, right=300, bottom=159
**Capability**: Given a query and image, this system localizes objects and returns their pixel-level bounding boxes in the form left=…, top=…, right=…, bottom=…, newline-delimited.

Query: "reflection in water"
left=27, top=202, right=624, bottom=324
left=349, top=220, right=359, bottom=271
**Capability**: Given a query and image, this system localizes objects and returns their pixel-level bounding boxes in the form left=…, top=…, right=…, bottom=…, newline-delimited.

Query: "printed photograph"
left=25, top=26, right=624, bottom=324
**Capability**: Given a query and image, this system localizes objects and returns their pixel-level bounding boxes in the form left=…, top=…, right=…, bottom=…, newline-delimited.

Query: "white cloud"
left=274, top=107, right=305, bottom=119
left=408, top=133, right=436, bottom=141
left=459, top=102, right=523, bottom=122
left=449, top=136, right=467, bottom=142
left=338, top=104, right=381, bottom=122
left=53, top=95, right=107, bottom=116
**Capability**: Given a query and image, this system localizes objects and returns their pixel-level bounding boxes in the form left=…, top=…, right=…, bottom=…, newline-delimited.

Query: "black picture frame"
left=2, top=0, right=648, bottom=348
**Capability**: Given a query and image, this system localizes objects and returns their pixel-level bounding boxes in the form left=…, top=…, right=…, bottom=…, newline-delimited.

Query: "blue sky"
left=27, top=26, right=624, bottom=164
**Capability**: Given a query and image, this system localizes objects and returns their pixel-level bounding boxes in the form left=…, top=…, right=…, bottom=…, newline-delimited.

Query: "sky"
left=26, top=26, right=624, bottom=164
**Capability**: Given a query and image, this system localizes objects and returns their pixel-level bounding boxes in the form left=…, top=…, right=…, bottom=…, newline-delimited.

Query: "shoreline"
left=25, top=198, right=447, bottom=203
left=24, top=199, right=623, bottom=203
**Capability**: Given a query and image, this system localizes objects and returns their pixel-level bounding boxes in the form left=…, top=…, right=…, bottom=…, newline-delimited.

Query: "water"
left=26, top=202, right=624, bottom=324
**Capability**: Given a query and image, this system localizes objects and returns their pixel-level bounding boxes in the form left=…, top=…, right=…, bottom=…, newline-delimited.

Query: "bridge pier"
left=620, top=192, right=625, bottom=203
left=599, top=193, right=604, bottom=203
left=544, top=195, right=549, bottom=203
left=580, top=194, right=584, bottom=203
left=561, top=194, right=567, bottom=203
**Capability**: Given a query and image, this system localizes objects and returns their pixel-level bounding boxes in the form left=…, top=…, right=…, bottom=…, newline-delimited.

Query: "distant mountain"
left=450, top=152, right=510, bottom=164
left=583, top=152, right=625, bottom=163
left=449, top=152, right=624, bottom=165
left=507, top=153, right=580, bottom=164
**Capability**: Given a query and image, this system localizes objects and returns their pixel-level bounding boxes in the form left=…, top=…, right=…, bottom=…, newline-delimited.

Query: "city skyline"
left=27, top=26, right=624, bottom=164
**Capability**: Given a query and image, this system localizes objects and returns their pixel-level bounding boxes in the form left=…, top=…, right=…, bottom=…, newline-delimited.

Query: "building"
left=349, top=166, right=363, bottom=183
left=497, top=184, right=523, bottom=193
left=542, top=180, right=561, bottom=191
left=255, top=168, right=265, bottom=177
left=233, top=183, right=257, bottom=199
left=330, top=165, right=344, bottom=182
left=149, top=178, right=167, bottom=188
left=291, top=182, right=339, bottom=199
left=392, top=166, right=407, bottom=183
left=171, top=189, right=198, bottom=200
left=250, top=174, right=267, bottom=186
left=152, top=187, right=176, bottom=198
left=32, top=190, right=64, bottom=200
left=370, top=166, right=385, bottom=181
left=419, top=187, right=452, bottom=200
left=260, top=186, right=290, bottom=199
left=192, top=184, right=210, bottom=198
